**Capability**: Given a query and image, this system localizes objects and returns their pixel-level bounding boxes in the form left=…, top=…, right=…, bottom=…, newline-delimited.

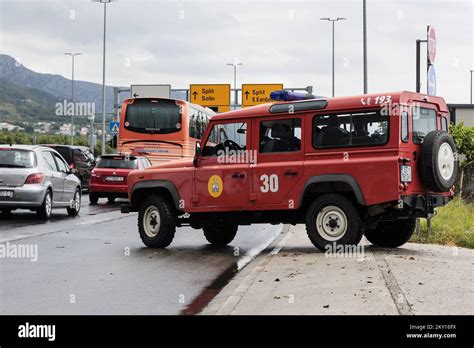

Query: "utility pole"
left=321, top=17, right=347, bottom=97
left=226, top=62, right=243, bottom=109
left=93, top=0, right=116, bottom=155
left=363, top=0, right=368, bottom=94
left=416, top=39, right=427, bottom=93
left=64, top=52, right=81, bottom=145
left=470, top=70, right=473, bottom=104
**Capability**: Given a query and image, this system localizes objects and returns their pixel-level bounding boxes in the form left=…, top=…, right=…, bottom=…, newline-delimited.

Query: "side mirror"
left=193, top=142, right=201, bottom=167
left=70, top=168, right=78, bottom=175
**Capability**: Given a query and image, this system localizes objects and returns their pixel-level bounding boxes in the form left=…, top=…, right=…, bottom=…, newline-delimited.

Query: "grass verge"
left=410, top=197, right=474, bottom=248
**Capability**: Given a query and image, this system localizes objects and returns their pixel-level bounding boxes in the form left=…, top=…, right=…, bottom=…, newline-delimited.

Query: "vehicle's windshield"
left=97, top=157, right=138, bottom=169
left=125, top=99, right=182, bottom=134
left=0, top=148, right=36, bottom=168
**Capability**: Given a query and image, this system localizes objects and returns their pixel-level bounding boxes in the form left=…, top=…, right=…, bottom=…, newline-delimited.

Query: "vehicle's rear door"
left=251, top=116, right=305, bottom=208
left=41, top=151, right=64, bottom=203
left=53, top=152, right=76, bottom=203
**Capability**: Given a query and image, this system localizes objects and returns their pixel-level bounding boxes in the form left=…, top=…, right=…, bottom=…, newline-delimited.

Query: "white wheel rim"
left=316, top=205, right=348, bottom=241
left=143, top=206, right=161, bottom=238
left=45, top=193, right=52, bottom=216
left=74, top=191, right=81, bottom=211
left=438, top=143, right=455, bottom=181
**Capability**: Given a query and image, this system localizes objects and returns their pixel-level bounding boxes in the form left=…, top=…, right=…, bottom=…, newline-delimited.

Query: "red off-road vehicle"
left=122, top=91, right=457, bottom=251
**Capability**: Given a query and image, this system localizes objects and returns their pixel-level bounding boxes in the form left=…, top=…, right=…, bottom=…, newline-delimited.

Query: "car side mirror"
left=193, top=142, right=201, bottom=167
left=70, top=168, right=78, bottom=175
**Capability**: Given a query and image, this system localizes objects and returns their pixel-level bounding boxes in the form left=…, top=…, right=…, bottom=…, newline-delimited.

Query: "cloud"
left=0, top=0, right=472, bottom=102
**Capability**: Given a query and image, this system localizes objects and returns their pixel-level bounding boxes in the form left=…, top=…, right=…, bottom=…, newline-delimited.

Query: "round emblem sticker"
left=208, top=175, right=223, bottom=198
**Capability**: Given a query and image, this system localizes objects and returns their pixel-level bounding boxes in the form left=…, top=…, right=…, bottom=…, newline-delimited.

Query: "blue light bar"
left=270, top=90, right=315, bottom=101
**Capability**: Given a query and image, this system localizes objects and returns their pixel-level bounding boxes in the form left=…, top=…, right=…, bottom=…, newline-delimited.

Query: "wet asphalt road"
left=0, top=194, right=282, bottom=314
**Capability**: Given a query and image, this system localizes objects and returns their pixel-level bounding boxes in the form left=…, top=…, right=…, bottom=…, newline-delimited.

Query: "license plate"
left=400, top=165, right=412, bottom=182
left=0, top=190, right=13, bottom=198
left=105, top=176, right=124, bottom=182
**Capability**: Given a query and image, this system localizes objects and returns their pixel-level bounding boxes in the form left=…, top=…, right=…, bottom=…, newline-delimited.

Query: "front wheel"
left=138, top=195, right=176, bottom=248
left=364, top=218, right=416, bottom=248
left=67, top=188, right=81, bottom=216
left=203, top=224, right=238, bottom=246
left=305, top=194, right=362, bottom=251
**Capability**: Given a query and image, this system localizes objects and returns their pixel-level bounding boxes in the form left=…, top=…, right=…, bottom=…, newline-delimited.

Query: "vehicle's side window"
left=401, top=111, right=409, bottom=143
left=54, top=153, right=69, bottom=173
left=412, top=107, right=437, bottom=144
left=313, top=110, right=388, bottom=148
left=202, top=122, right=247, bottom=157
left=259, top=118, right=301, bottom=153
left=42, top=151, right=58, bottom=171
left=73, top=149, right=88, bottom=163
left=189, top=107, right=209, bottom=140
left=441, top=117, right=448, bottom=132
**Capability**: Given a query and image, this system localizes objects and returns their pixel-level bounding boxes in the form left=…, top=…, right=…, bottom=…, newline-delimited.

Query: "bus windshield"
left=124, top=99, right=182, bottom=134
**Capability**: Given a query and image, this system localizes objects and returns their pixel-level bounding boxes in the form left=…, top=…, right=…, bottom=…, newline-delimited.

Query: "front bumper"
left=0, top=185, right=45, bottom=209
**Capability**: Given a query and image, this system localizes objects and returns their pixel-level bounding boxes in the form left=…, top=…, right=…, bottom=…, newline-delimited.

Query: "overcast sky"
left=0, top=0, right=473, bottom=103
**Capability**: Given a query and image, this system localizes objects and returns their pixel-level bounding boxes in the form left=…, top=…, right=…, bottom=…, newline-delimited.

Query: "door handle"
left=284, top=170, right=298, bottom=176
left=232, top=172, right=245, bottom=179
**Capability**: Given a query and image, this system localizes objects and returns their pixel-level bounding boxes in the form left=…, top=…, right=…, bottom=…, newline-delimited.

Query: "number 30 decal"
left=260, top=174, right=279, bottom=193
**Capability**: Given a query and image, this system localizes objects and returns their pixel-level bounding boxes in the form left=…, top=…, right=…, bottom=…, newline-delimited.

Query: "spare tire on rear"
left=419, top=130, right=458, bottom=192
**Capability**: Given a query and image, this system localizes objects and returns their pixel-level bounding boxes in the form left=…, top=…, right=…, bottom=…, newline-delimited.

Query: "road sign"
left=189, top=84, right=231, bottom=107
left=109, top=122, right=119, bottom=135
left=427, top=26, right=436, bottom=65
left=242, top=84, right=284, bottom=107
left=427, top=65, right=436, bottom=96
left=130, top=84, right=171, bottom=98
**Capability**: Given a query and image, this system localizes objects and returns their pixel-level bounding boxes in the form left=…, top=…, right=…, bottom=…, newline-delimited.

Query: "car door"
left=53, top=152, right=76, bottom=203
left=194, top=120, right=252, bottom=209
left=251, top=116, right=304, bottom=208
left=41, top=151, right=64, bottom=203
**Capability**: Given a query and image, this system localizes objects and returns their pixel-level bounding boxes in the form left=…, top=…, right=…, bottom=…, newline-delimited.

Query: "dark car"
left=43, top=145, right=96, bottom=190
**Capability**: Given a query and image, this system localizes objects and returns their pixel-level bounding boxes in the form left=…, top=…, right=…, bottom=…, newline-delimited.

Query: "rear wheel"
left=67, top=187, right=81, bottom=216
left=364, top=218, right=416, bottom=248
left=37, top=190, right=52, bottom=220
left=305, top=194, right=362, bottom=251
left=89, top=192, right=99, bottom=204
left=138, top=195, right=176, bottom=248
left=203, top=224, right=238, bottom=246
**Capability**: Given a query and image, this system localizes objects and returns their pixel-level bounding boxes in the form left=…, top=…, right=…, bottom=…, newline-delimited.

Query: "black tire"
left=0, top=209, right=12, bottom=217
left=36, top=190, right=52, bottom=220
left=138, top=195, right=176, bottom=248
left=203, top=224, right=238, bottom=246
left=305, top=193, right=362, bottom=251
left=419, top=130, right=458, bottom=192
left=107, top=196, right=115, bottom=204
left=364, top=218, right=416, bottom=248
left=67, top=187, right=81, bottom=216
left=89, top=192, right=99, bottom=204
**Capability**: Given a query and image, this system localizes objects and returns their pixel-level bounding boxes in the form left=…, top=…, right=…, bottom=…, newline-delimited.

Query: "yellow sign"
left=190, top=84, right=231, bottom=107
left=208, top=175, right=223, bottom=198
left=242, top=84, right=284, bottom=107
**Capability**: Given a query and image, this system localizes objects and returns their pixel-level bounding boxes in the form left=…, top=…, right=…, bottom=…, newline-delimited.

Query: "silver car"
left=0, top=145, right=81, bottom=219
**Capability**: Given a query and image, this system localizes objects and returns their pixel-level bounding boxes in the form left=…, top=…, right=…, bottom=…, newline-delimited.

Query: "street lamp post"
left=470, top=70, right=473, bottom=104
left=320, top=17, right=347, bottom=97
left=226, top=62, right=243, bottom=109
left=363, top=0, right=368, bottom=94
left=64, top=52, right=82, bottom=145
left=93, top=0, right=115, bottom=155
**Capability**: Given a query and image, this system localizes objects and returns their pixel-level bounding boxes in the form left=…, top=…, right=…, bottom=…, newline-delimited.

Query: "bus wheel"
left=138, top=195, right=176, bottom=248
